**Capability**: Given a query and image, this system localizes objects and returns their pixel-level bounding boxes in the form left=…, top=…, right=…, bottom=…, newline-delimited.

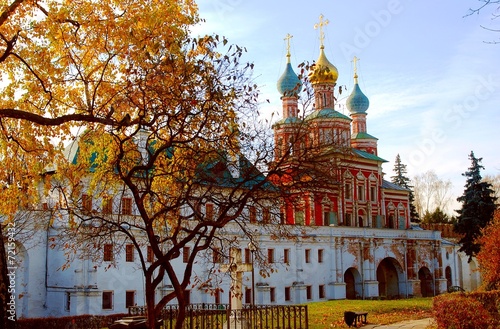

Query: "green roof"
left=272, top=116, right=302, bottom=127
left=352, top=148, right=387, bottom=162
left=351, top=132, right=378, bottom=140
left=305, top=108, right=351, bottom=121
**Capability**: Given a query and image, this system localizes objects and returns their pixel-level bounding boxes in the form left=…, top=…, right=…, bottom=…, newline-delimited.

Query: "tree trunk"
left=145, top=279, right=157, bottom=329
left=0, top=226, right=16, bottom=329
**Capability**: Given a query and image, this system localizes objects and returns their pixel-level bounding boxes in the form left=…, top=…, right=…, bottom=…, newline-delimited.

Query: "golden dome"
left=308, top=46, right=338, bottom=85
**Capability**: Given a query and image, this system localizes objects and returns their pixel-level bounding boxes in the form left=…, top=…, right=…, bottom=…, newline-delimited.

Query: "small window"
left=126, top=291, right=135, bottom=308
left=323, top=211, right=330, bottom=226
left=319, top=285, right=325, bottom=299
left=283, top=249, right=290, bottom=264
left=305, top=249, right=311, bottom=263
left=370, top=186, right=377, bottom=202
left=318, top=249, right=324, bottom=263
left=295, top=211, right=304, bottom=225
left=214, top=289, right=221, bottom=304
left=358, top=185, right=365, bottom=201
left=103, top=196, right=113, bottom=214
left=306, top=285, right=312, bottom=300
left=102, top=291, right=113, bottom=310
left=125, top=244, right=134, bottom=262
left=284, top=287, right=291, bottom=302
left=206, top=203, right=214, bottom=220
left=263, top=208, right=271, bottom=223
left=104, top=244, right=113, bottom=262
left=249, top=206, right=256, bottom=223
left=82, top=194, right=92, bottom=212
left=270, top=287, right=276, bottom=303
left=267, top=248, right=275, bottom=263
left=183, top=247, right=190, bottom=263
left=345, top=184, right=352, bottom=199
left=345, top=213, right=352, bottom=227
left=244, top=248, right=251, bottom=264
left=245, top=288, right=252, bottom=304
left=121, top=197, right=132, bottom=215
left=147, top=246, right=154, bottom=262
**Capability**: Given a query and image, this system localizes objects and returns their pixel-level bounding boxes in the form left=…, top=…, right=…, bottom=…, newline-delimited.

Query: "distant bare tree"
left=483, top=173, right=500, bottom=203
left=465, top=0, right=500, bottom=44
left=412, top=171, right=453, bottom=217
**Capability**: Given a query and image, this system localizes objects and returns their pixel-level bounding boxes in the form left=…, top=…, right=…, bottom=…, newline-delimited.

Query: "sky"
left=192, top=0, right=500, bottom=213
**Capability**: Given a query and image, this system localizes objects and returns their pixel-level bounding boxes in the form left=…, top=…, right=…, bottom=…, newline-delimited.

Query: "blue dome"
left=346, top=82, right=369, bottom=114
left=277, top=62, right=302, bottom=97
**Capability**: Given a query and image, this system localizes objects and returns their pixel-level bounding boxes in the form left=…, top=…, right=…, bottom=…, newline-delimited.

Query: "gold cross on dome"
left=314, top=14, right=329, bottom=48
left=352, top=56, right=359, bottom=77
left=284, top=33, right=293, bottom=60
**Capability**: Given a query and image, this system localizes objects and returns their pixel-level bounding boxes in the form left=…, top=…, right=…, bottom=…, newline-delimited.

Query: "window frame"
left=125, top=290, right=136, bottom=308
left=121, top=197, right=132, bottom=215
left=267, top=248, right=275, bottom=263
left=305, top=249, right=311, bottom=263
left=125, top=244, right=134, bottom=262
left=103, top=244, right=113, bottom=262
left=102, top=291, right=114, bottom=310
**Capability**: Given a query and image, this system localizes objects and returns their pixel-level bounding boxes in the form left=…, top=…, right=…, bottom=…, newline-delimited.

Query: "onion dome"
left=346, top=74, right=369, bottom=114
left=277, top=56, right=302, bottom=97
left=308, top=46, right=338, bottom=85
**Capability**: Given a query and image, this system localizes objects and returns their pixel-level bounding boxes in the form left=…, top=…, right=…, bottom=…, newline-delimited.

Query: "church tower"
left=305, top=15, right=351, bottom=150
left=346, top=57, right=378, bottom=155
left=273, top=34, right=303, bottom=161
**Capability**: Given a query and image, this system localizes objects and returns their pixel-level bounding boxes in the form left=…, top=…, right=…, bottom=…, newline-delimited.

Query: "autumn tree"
left=0, top=1, right=343, bottom=328
left=454, top=151, right=497, bottom=261
left=412, top=170, right=453, bottom=218
left=0, top=0, right=274, bottom=327
left=391, top=154, right=419, bottom=222
left=476, top=209, right=500, bottom=290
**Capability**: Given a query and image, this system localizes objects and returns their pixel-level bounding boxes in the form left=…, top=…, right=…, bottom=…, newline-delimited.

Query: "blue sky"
left=193, top=0, right=500, bottom=210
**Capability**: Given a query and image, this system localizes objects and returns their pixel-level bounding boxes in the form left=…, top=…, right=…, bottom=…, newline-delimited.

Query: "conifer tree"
left=391, top=154, right=419, bottom=222
left=454, top=151, right=497, bottom=261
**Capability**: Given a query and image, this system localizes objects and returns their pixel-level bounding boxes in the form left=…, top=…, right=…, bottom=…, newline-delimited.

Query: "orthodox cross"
left=220, top=248, right=252, bottom=310
left=352, top=56, right=359, bottom=80
left=314, top=14, right=329, bottom=48
left=284, top=33, right=293, bottom=61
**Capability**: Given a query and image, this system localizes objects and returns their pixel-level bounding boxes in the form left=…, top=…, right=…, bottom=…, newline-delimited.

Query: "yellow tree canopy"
left=0, top=0, right=257, bottom=217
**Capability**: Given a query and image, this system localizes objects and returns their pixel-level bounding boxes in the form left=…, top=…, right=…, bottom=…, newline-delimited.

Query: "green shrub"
left=433, top=293, right=493, bottom=329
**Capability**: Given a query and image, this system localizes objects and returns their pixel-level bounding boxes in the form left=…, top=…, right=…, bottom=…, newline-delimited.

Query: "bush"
left=433, top=293, right=493, bottom=329
left=16, top=313, right=128, bottom=329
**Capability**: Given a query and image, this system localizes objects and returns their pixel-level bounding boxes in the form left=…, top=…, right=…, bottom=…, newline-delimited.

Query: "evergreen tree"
left=422, top=207, right=450, bottom=224
left=454, top=151, right=497, bottom=261
left=391, top=154, right=420, bottom=222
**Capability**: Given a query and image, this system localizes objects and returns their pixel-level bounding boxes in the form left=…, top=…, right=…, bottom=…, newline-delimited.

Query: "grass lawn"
left=307, top=298, right=434, bottom=329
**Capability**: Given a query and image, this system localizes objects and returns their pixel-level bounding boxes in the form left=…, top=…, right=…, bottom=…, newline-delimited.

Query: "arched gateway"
left=344, top=267, right=362, bottom=299
left=376, top=257, right=403, bottom=299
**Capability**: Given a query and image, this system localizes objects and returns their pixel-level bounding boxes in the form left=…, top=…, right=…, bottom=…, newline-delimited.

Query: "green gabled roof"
left=197, top=153, right=273, bottom=190
left=352, top=148, right=387, bottom=162
left=351, top=132, right=378, bottom=140
left=272, top=116, right=302, bottom=127
left=305, top=108, right=351, bottom=121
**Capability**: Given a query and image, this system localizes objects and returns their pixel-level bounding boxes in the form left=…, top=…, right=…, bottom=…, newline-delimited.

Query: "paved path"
left=361, top=318, right=434, bottom=329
